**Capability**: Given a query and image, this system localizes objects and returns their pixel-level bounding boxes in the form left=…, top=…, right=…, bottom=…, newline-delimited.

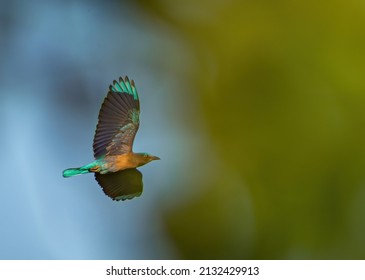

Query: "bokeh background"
left=1, top=0, right=365, bottom=259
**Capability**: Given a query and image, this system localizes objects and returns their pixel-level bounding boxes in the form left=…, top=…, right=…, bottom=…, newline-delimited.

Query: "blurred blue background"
left=1, top=0, right=188, bottom=259
left=2, top=0, right=365, bottom=259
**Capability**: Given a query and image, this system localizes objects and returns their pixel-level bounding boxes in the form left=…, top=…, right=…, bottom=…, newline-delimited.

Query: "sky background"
left=2, top=0, right=365, bottom=259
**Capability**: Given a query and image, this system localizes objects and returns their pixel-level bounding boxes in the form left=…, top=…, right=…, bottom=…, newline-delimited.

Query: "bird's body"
left=63, top=152, right=156, bottom=177
left=92, top=153, right=148, bottom=174
left=63, top=76, right=159, bottom=200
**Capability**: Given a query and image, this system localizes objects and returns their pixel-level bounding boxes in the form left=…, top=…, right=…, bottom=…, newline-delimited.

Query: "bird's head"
left=135, top=152, right=160, bottom=167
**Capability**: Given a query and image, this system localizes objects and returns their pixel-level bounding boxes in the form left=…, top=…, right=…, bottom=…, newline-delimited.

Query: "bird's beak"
left=151, top=156, right=160, bottom=160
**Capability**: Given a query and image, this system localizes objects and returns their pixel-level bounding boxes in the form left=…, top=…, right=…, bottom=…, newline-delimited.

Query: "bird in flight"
left=63, top=76, right=160, bottom=200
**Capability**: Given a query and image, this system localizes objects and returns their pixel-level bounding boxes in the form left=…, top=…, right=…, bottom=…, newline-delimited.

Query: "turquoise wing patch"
left=109, top=76, right=139, bottom=101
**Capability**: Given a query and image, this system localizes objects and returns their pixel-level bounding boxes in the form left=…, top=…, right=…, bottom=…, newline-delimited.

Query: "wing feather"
left=93, top=76, right=140, bottom=158
left=94, top=168, right=143, bottom=201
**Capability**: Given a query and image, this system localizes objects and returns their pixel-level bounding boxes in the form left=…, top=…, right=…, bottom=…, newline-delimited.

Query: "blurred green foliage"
left=140, top=0, right=365, bottom=259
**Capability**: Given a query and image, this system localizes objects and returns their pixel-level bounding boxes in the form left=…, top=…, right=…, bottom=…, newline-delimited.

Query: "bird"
left=62, top=76, right=160, bottom=200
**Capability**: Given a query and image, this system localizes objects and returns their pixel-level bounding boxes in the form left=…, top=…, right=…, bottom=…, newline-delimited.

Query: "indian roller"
left=63, top=76, right=160, bottom=200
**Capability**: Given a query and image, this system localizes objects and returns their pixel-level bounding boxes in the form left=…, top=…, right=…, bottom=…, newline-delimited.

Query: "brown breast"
left=105, top=153, right=138, bottom=172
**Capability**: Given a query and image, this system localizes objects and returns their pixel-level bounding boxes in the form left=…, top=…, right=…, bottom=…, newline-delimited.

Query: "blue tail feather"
left=63, top=167, right=90, bottom=178
left=62, top=161, right=100, bottom=178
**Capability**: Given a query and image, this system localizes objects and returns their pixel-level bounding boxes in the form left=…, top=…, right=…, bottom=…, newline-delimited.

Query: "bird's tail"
left=63, top=161, right=101, bottom=178
left=63, top=167, right=90, bottom=178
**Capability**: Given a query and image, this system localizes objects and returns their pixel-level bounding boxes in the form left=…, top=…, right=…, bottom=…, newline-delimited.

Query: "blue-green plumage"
left=62, top=160, right=102, bottom=177
left=109, top=77, right=138, bottom=100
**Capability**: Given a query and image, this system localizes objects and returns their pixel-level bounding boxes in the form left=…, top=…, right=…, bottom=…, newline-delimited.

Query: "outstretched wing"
left=95, top=168, right=143, bottom=201
left=93, top=76, right=140, bottom=158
